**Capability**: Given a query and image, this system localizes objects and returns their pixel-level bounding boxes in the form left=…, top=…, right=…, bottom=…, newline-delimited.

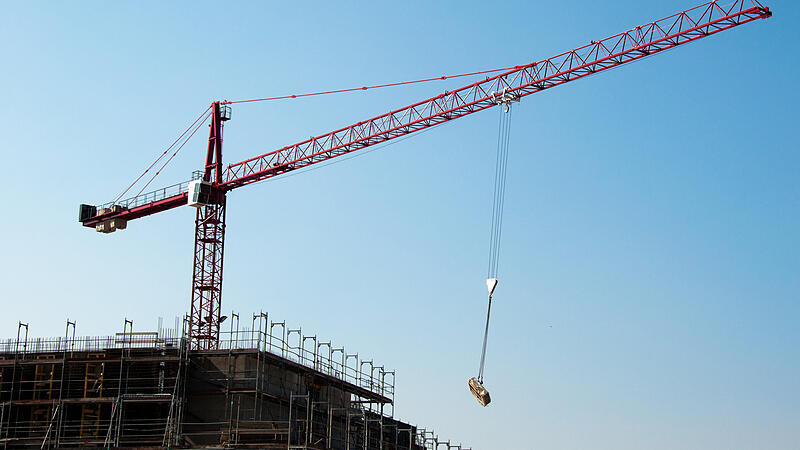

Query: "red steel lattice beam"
left=218, top=0, right=771, bottom=190
left=81, top=0, right=771, bottom=228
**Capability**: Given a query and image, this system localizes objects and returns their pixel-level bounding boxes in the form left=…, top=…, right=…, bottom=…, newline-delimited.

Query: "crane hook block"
left=486, top=278, right=498, bottom=296
left=468, top=377, right=491, bottom=407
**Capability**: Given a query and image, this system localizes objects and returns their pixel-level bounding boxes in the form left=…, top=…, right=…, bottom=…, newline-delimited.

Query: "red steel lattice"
left=219, top=0, right=771, bottom=190
left=82, top=0, right=771, bottom=229
left=80, top=1, right=772, bottom=348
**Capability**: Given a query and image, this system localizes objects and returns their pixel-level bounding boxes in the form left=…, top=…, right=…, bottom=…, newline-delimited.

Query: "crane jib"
left=219, top=1, right=771, bottom=190
left=80, top=1, right=770, bottom=230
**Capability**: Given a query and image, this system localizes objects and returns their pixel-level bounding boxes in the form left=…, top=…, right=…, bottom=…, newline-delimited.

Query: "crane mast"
left=188, top=102, right=228, bottom=349
left=79, top=1, right=771, bottom=349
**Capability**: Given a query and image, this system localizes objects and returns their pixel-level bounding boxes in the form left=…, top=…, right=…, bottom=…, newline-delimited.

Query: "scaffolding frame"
left=0, top=312, right=465, bottom=449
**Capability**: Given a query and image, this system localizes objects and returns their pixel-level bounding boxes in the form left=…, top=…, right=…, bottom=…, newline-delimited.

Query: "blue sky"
left=1, top=1, right=797, bottom=448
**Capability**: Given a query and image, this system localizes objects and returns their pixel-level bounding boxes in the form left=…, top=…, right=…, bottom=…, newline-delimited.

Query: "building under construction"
left=0, top=315, right=467, bottom=449
left=3, top=2, right=776, bottom=449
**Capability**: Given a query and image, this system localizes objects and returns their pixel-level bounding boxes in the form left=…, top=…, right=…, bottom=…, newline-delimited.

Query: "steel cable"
left=222, top=66, right=522, bottom=105
left=133, top=109, right=213, bottom=198
left=478, top=105, right=513, bottom=383
left=112, top=105, right=212, bottom=205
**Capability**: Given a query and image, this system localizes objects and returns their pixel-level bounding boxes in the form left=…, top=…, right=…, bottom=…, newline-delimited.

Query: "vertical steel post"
left=310, top=401, right=327, bottom=449
left=287, top=329, right=301, bottom=361
left=327, top=407, right=346, bottom=449
left=7, top=322, right=28, bottom=437
left=346, top=410, right=364, bottom=450
left=270, top=321, right=285, bottom=356
left=346, top=354, right=358, bottom=386
left=52, top=319, right=75, bottom=446
left=302, top=336, right=316, bottom=366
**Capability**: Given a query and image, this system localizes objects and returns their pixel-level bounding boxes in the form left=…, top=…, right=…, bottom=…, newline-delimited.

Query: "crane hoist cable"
left=470, top=93, right=516, bottom=407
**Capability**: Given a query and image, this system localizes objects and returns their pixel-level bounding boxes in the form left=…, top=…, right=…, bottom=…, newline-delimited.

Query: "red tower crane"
left=79, top=1, right=771, bottom=350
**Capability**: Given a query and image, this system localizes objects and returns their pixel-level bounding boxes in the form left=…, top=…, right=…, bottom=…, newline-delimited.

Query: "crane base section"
left=468, top=377, right=491, bottom=407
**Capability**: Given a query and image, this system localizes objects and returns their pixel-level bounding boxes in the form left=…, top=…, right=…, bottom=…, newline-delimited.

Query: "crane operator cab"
left=188, top=180, right=214, bottom=207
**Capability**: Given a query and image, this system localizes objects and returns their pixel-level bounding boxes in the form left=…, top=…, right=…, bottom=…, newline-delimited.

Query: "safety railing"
left=95, top=178, right=194, bottom=211
left=0, top=313, right=393, bottom=401
left=218, top=327, right=393, bottom=399
left=0, top=335, right=182, bottom=355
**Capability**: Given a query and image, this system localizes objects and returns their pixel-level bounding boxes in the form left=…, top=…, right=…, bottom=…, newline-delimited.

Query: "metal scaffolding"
left=0, top=314, right=469, bottom=449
